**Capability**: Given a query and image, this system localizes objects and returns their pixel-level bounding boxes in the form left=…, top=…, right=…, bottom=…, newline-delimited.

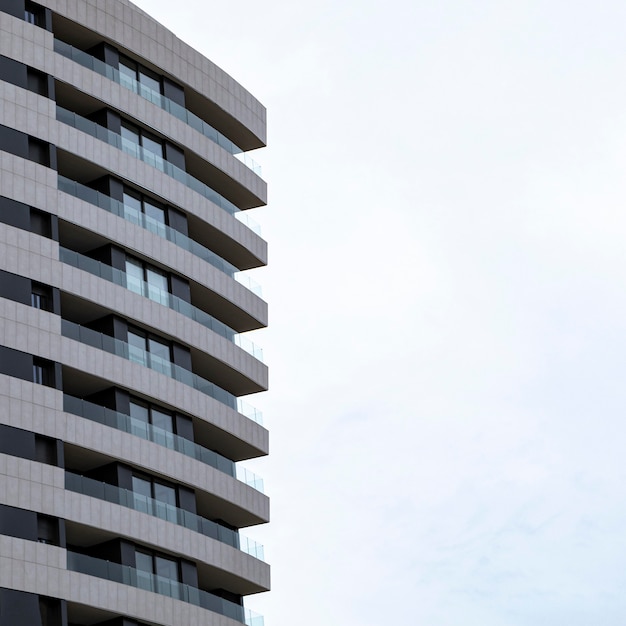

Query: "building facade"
left=0, top=1, right=269, bottom=625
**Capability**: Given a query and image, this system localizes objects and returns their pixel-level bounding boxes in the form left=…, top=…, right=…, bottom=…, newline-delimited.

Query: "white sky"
left=133, top=1, right=626, bottom=623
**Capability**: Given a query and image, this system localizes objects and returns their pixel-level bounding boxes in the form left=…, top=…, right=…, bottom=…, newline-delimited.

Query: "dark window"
left=0, top=589, right=42, bottom=624
left=27, top=68, right=48, bottom=96
left=35, top=435, right=57, bottom=465
left=39, top=596, right=62, bottom=626
left=31, top=283, right=52, bottom=311
left=24, top=1, right=45, bottom=27
left=32, top=357, right=54, bottom=387
left=32, top=362, right=44, bottom=385
left=30, top=207, right=52, bottom=237
left=37, top=514, right=59, bottom=545
left=28, top=137, right=49, bottom=166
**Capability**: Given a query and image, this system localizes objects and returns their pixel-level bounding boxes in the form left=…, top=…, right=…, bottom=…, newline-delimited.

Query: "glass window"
left=120, top=124, right=140, bottom=157
left=119, top=58, right=137, bottom=91
left=155, top=555, right=179, bottom=581
left=132, top=475, right=152, bottom=514
left=130, top=399, right=174, bottom=434
left=148, top=337, right=170, bottom=360
left=139, top=68, right=161, bottom=93
left=146, top=267, right=168, bottom=304
left=125, top=256, right=169, bottom=304
left=132, top=473, right=177, bottom=524
left=129, top=400, right=150, bottom=438
left=144, top=199, right=166, bottom=237
left=141, top=132, right=163, bottom=158
left=32, top=358, right=52, bottom=386
left=135, top=551, right=153, bottom=573
left=127, top=328, right=171, bottom=375
left=119, top=56, right=163, bottom=100
left=154, top=482, right=176, bottom=507
left=129, top=401, right=149, bottom=424
left=31, top=284, right=52, bottom=311
left=132, top=475, right=152, bottom=499
left=123, top=192, right=142, bottom=226
left=148, top=337, right=171, bottom=375
left=125, top=258, right=144, bottom=296
left=127, top=330, right=147, bottom=366
left=32, top=364, right=43, bottom=384
left=135, top=550, right=154, bottom=592
left=24, top=3, right=43, bottom=26
left=122, top=188, right=167, bottom=237
left=154, top=482, right=177, bottom=523
left=151, top=408, right=173, bottom=433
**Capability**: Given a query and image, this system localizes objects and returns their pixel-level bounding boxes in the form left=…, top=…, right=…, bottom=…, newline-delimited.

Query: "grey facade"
left=0, top=1, right=269, bottom=624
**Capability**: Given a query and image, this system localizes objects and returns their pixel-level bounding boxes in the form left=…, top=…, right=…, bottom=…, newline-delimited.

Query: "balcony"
left=58, top=175, right=262, bottom=297
left=63, top=394, right=264, bottom=492
left=59, top=247, right=264, bottom=362
left=60, top=320, right=263, bottom=425
left=53, top=38, right=263, bottom=177
left=56, top=107, right=261, bottom=235
left=67, top=551, right=264, bottom=626
left=65, top=472, right=264, bottom=559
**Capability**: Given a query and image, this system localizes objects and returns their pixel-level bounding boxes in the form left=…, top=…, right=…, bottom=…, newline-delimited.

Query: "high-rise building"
left=0, top=1, right=269, bottom=624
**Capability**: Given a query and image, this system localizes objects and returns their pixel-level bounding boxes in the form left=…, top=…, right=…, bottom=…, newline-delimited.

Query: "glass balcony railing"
left=63, top=395, right=264, bottom=493
left=61, top=319, right=263, bottom=425
left=67, top=551, right=264, bottom=626
left=65, top=472, right=265, bottom=559
left=59, top=247, right=264, bottom=362
left=57, top=175, right=263, bottom=298
left=56, top=106, right=261, bottom=236
left=53, top=38, right=263, bottom=177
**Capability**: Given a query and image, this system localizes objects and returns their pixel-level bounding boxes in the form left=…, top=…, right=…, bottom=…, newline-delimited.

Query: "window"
left=35, top=435, right=57, bottom=465
left=127, top=328, right=172, bottom=375
left=123, top=190, right=167, bottom=237
left=119, top=56, right=163, bottom=103
left=27, top=68, right=48, bottom=97
left=125, top=257, right=169, bottom=304
left=32, top=357, right=54, bottom=386
left=129, top=398, right=175, bottom=444
left=39, top=596, right=62, bottom=626
left=30, top=207, right=52, bottom=238
left=28, top=137, right=49, bottom=166
left=31, top=283, right=52, bottom=311
left=135, top=549, right=180, bottom=596
left=24, top=2, right=44, bottom=27
left=37, top=514, right=59, bottom=545
left=121, top=122, right=164, bottom=168
left=132, top=473, right=177, bottom=523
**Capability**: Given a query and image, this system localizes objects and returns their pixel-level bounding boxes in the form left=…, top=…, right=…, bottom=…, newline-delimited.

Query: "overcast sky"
left=133, top=1, right=626, bottom=623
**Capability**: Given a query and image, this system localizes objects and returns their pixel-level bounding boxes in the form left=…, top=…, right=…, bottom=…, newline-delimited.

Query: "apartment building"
left=0, top=1, right=269, bottom=624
